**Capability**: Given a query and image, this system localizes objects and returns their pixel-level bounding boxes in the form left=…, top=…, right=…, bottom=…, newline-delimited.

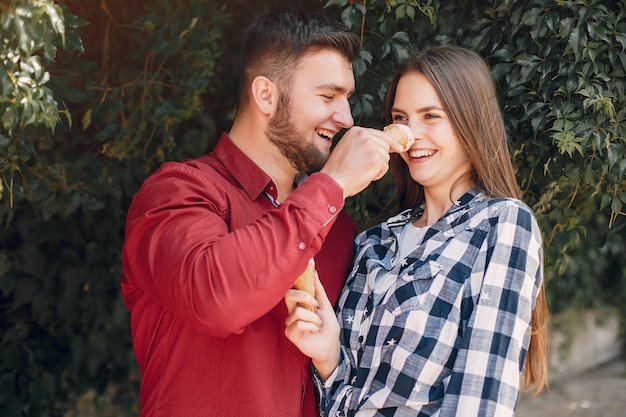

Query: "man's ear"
left=251, top=76, right=278, bottom=116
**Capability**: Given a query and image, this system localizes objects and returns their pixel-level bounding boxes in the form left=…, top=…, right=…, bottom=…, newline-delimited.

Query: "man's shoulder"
left=139, top=152, right=233, bottom=194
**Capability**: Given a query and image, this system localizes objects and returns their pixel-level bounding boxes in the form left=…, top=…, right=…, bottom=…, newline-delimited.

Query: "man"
left=121, top=6, right=401, bottom=417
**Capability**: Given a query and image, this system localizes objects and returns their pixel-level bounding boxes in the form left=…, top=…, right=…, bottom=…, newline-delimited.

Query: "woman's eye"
left=392, top=114, right=407, bottom=121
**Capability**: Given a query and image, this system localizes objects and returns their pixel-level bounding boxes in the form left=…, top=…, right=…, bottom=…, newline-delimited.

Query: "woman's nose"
left=408, top=121, right=423, bottom=140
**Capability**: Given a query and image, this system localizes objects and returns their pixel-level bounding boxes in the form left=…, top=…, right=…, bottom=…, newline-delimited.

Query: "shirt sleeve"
left=313, top=346, right=356, bottom=416
left=122, top=166, right=345, bottom=337
left=439, top=201, right=543, bottom=417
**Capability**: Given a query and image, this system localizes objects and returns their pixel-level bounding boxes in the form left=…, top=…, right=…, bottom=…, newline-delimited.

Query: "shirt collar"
left=213, top=132, right=276, bottom=201
left=387, top=187, right=487, bottom=230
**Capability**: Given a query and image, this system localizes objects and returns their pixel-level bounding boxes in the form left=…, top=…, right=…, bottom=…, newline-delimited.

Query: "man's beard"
left=266, top=92, right=328, bottom=173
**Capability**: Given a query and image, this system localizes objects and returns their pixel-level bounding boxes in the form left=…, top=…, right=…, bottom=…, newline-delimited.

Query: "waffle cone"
left=293, top=258, right=316, bottom=311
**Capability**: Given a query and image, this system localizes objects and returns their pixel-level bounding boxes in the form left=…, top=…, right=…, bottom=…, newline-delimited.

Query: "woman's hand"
left=285, top=274, right=341, bottom=381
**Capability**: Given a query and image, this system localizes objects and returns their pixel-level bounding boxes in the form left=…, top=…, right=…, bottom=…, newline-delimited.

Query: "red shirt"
left=121, top=133, right=358, bottom=417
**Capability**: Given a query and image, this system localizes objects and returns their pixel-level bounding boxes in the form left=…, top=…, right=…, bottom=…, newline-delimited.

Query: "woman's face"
left=392, top=72, right=472, bottom=195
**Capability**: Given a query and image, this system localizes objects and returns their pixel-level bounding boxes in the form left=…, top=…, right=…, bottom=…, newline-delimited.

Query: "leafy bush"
left=1, top=0, right=232, bottom=415
left=0, top=0, right=624, bottom=415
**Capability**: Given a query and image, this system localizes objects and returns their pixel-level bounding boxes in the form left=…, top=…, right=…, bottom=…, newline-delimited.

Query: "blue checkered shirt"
left=315, top=188, right=543, bottom=417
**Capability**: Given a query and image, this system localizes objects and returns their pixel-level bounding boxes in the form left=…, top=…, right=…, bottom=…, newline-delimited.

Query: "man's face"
left=266, top=49, right=355, bottom=173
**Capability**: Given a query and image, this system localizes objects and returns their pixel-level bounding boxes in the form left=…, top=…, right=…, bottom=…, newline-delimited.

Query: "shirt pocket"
left=382, top=259, right=443, bottom=315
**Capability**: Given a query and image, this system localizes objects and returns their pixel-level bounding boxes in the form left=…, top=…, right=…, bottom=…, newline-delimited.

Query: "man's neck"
left=229, top=125, right=298, bottom=203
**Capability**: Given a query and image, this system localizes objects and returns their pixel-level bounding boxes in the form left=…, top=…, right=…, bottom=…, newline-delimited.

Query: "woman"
left=285, top=45, right=549, bottom=416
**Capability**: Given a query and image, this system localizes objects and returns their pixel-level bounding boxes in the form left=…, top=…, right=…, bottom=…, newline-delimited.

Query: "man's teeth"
left=410, top=149, right=436, bottom=158
left=316, top=129, right=334, bottom=140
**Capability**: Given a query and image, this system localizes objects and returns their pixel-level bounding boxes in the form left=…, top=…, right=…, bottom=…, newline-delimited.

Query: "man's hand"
left=321, top=126, right=403, bottom=199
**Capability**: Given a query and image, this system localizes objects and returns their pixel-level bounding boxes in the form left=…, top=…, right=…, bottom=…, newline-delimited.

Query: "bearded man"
left=121, top=6, right=401, bottom=417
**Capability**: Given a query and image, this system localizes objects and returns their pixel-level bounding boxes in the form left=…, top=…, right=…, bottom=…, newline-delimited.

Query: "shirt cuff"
left=313, top=346, right=350, bottom=389
left=287, top=172, right=345, bottom=227
left=318, top=363, right=340, bottom=389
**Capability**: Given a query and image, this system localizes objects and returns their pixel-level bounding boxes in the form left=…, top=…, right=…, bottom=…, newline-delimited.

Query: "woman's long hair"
left=386, top=45, right=548, bottom=393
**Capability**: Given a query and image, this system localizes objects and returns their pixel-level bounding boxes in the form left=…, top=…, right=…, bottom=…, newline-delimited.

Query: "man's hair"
left=237, top=6, right=360, bottom=112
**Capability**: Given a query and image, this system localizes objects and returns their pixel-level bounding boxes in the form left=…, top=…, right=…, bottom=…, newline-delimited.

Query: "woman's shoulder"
left=486, top=196, right=536, bottom=218
left=474, top=197, right=542, bottom=241
left=467, top=192, right=535, bottom=215
left=461, top=193, right=539, bottom=231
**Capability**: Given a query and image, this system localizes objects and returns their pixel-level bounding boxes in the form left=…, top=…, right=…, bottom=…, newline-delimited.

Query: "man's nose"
left=332, top=98, right=354, bottom=129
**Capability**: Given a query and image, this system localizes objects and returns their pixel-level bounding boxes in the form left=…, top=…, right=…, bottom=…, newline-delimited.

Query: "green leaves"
left=551, top=125, right=585, bottom=157
left=0, top=0, right=80, bottom=135
left=1, top=1, right=232, bottom=414
left=329, top=0, right=626, bottom=322
left=94, top=1, right=231, bottom=167
left=502, top=7, right=626, bottom=319
left=489, top=0, right=626, bottom=229
left=331, top=0, right=436, bottom=125
left=490, top=0, right=626, bottom=309
left=0, top=0, right=86, bottom=224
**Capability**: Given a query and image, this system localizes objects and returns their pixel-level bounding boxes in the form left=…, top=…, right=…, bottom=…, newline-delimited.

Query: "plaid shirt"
left=316, top=188, right=543, bottom=417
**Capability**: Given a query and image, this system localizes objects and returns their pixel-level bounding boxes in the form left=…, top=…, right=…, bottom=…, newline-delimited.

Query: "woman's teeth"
left=410, top=149, right=436, bottom=158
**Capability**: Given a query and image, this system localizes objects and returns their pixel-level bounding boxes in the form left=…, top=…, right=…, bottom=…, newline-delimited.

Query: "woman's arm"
left=439, top=201, right=543, bottom=416
left=285, top=276, right=358, bottom=414
left=284, top=275, right=341, bottom=381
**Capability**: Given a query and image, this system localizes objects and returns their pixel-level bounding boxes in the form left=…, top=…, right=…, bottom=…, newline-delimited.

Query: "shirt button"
left=298, top=242, right=306, bottom=250
left=328, top=205, right=337, bottom=214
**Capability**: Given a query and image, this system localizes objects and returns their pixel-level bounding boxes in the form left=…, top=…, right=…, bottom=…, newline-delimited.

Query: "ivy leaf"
left=606, top=143, right=618, bottom=167
left=64, top=11, right=88, bottom=29
left=42, top=192, right=57, bottom=221
left=64, top=29, right=85, bottom=53
left=341, top=3, right=366, bottom=31
left=353, top=55, right=367, bottom=78
left=2, top=106, right=19, bottom=134
left=324, top=0, right=349, bottom=8
left=491, top=63, right=512, bottom=82
left=567, top=26, right=580, bottom=58
left=610, top=196, right=622, bottom=215
left=360, top=49, right=373, bottom=66
left=552, top=129, right=584, bottom=157
left=389, top=31, right=411, bottom=63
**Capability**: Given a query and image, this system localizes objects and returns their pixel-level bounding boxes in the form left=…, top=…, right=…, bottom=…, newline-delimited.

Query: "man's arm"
left=122, top=169, right=344, bottom=337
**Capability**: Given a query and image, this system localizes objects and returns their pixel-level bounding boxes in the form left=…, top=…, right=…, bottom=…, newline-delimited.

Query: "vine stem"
left=609, top=210, right=625, bottom=229
left=360, top=0, right=366, bottom=46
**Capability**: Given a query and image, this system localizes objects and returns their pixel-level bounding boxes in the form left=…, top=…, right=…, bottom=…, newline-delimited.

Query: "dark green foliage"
left=330, top=0, right=626, bottom=316
left=1, top=0, right=232, bottom=414
left=0, top=0, right=625, bottom=415
left=462, top=0, right=626, bottom=275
